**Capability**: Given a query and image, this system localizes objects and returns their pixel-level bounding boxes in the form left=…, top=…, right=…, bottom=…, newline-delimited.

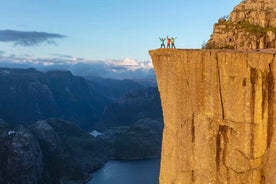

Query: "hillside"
left=97, top=87, right=162, bottom=128
left=0, top=119, right=107, bottom=184
left=0, top=68, right=157, bottom=130
left=0, top=68, right=105, bottom=129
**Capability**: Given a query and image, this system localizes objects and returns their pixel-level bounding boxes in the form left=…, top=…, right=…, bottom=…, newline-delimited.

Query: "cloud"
left=106, top=58, right=153, bottom=71
left=0, top=50, right=5, bottom=55
left=0, top=54, right=154, bottom=80
left=70, top=59, right=154, bottom=79
left=0, top=30, right=66, bottom=46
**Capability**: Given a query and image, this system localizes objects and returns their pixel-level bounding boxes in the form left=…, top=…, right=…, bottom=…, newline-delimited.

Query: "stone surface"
left=0, top=126, right=43, bottom=184
left=149, top=48, right=276, bottom=184
left=30, top=119, right=108, bottom=183
left=0, top=119, right=108, bottom=184
left=207, top=0, right=276, bottom=49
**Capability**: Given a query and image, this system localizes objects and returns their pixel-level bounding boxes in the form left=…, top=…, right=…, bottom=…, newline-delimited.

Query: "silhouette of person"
left=166, top=36, right=171, bottom=48
left=171, top=37, right=176, bottom=48
left=159, top=37, right=166, bottom=48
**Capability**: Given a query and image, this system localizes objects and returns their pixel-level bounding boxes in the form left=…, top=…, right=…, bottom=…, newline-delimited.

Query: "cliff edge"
left=150, top=49, right=276, bottom=183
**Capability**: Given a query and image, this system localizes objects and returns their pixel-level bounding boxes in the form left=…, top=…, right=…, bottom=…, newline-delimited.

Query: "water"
left=88, top=159, right=160, bottom=184
left=89, top=130, right=104, bottom=137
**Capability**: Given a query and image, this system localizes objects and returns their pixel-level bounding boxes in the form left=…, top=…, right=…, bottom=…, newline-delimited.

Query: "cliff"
left=149, top=48, right=276, bottom=183
left=0, top=119, right=108, bottom=184
left=207, top=0, right=276, bottom=49
left=0, top=124, right=43, bottom=184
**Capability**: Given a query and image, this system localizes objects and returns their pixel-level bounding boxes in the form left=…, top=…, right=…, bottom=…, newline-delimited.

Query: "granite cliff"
left=150, top=0, right=276, bottom=183
left=150, top=49, right=276, bottom=184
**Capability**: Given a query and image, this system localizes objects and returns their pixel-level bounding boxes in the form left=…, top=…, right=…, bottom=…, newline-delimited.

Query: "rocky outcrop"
left=30, top=119, right=108, bottom=183
left=0, top=125, right=43, bottom=184
left=149, top=49, right=276, bottom=184
left=207, top=0, right=276, bottom=49
left=0, top=119, right=108, bottom=184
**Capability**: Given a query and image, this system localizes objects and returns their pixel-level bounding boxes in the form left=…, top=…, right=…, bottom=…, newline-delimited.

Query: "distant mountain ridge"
left=97, top=87, right=162, bottom=128
left=0, top=68, right=102, bottom=129
left=0, top=67, right=153, bottom=130
left=0, top=67, right=163, bottom=183
left=86, top=76, right=146, bottom=101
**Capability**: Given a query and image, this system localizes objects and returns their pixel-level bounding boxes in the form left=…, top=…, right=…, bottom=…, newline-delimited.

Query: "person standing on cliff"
left=159, top=37, right=166, bottom=48
left=171, top=37, right=176, bottom=48
left=166, top=36, right=171, bottom=48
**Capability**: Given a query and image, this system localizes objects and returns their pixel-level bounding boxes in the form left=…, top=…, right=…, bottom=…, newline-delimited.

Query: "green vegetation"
left=237, top=20, right=276, bottom=36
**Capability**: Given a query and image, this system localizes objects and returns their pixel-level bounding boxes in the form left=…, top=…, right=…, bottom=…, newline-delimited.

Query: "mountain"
left=0, top=117, right=163, bottom=184
left=101, top=118, right=163, bottom=160
left=96, top=87, right=163, bottom=128
left=0, top=67, right=164, bottom=183
left=0, top=67, right=159, bottom=130
left=0, top=68, right=107, bottom=130
left=0, top=121, right=43, bottom=184
left=0, top=119, right=108, bottom=184
left=86, top=76, right=146, bottom=101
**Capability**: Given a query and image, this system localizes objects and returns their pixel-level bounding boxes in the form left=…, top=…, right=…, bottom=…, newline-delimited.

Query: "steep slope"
left=0, top=119, right=107, bottom=184
left=150, top=49, right=276, bottom=184
left=31, top=119, right=108, bottom=183
left=0, top=68, right=106, bottom=130
left=0, top=67, right=159, bottom=130
left=207, top=0, right=276, bottom=49
left=0, top=123, right=43, bottom=184
left=97, top=87, right=162, bottom=128
left=98, top=118, right=163, bottom=160
left=86, top=76, right=146, bottom=101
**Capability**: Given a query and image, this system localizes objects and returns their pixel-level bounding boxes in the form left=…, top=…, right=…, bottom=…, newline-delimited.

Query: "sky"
left=0, top=0, right=242, bottom=79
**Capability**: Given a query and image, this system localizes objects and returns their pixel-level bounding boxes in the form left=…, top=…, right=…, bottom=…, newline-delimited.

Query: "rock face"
left=0, top=119, right=108, bottom=184
left=207, top=0, right=276, bottom=49
left=0, top=125, right=43, bottom=184
left=149, top=49, right=276, bottom=184
left=30, top=119, right=108, bottom=183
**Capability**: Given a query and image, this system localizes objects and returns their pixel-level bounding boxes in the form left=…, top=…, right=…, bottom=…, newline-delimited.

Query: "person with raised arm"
left=159, top=37, right=166, bottom=48
left=171, top=37, right=176, bottom=48
left=166, top=36, right=171, bottom=48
